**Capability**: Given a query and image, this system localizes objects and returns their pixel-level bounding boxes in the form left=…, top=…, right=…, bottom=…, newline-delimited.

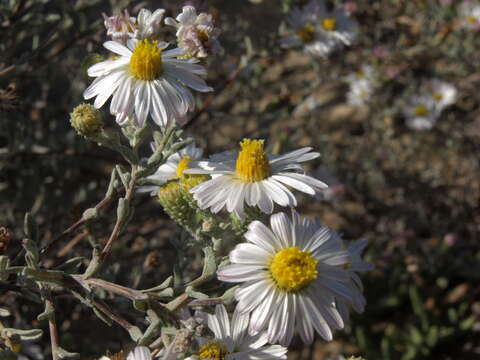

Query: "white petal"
left=244, top=221, right=278, bottom=254
left=256, top=183, right=274, bottom=214
left=127, top=346, right=151, bottom=360
left=272, top=174, right=316, bottom=195
left=269, top=212, right=292, bottom=248
left=164, top=63, right=213, bottom=92
left=231, top=308, right=249, bottom=345
left=217, top=264, right=267, bottom=283
left=236, top=280, right=274, bottom=314
left=230, top=243, right=271, bottom=265
left=104, top=40, right=132, bottom=57
left=300, top=293, right=332, bottom=341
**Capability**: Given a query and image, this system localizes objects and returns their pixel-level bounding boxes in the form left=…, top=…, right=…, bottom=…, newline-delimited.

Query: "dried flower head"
left=0, top=83, right=19, bottom=113
left=165, top=6, right=222, bottom=58
left=0, top=226, right=12, bottom=253
left=103, top=10, right=136, bottom=44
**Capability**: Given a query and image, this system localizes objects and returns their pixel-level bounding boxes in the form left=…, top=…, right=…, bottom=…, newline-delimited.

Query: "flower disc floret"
left=414, top=104, right=428, bottom=116
left=235, top=139, right=271, bottom=183
left=129, top=40, right=162, bottom=80
left=198, top=342, right=227, bottom=360
left=269, top=246, right=318, bottom=292
left=297, top=24, right=315, bottom=42
left=322, top=17, right=337, bottom=31
left=176, top=156, right=193, bottom=178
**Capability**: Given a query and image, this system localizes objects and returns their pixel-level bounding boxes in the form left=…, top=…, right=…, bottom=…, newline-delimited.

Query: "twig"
left=46, top=294, right=59, bottom=360
left=90, top=299, right=135, bottom=331
left=100, top=169, right=137, bottom=261
left=75, top=277, right=148, bottom=301
left=40, top=194, right=115, bottom=256
left=55, top=231, right=88, bottom=258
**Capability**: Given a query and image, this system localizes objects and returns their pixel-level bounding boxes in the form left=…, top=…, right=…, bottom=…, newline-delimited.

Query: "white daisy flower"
left=459, top=0, right=480, bottom=29
left=217, top=211, right=366, bottom=346
left=187, top=304, right=287, bottom=360
left=403, top=95, right=439, bottom=131
left=83, top=40, right=213, bottom=127
left=424, top=79, right=457, bottom=110
left=345, top=65, right=376, bottom=85
left=103, top=10, right=136, bottom=45
left=346, top=66, right=377, bottom=105
left=185, top=139, right=327, bottom=220
left=165, top=6, right=222, bottom=58
left=138, top=141, right=204, bottom=194
left=281, top=0, right=358, bottom=58
left=346, top=78, right=374, bottom=105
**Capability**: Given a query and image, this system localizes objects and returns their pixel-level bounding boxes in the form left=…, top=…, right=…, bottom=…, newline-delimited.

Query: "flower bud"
left=70, top=103, right=103, bottom=137
left=157, top=175, right=208, bottom=227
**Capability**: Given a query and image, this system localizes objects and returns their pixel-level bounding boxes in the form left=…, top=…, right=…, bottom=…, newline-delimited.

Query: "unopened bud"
left=70, top=103, right=103, bottom=137
left=157, top=175, right=209, bottom=227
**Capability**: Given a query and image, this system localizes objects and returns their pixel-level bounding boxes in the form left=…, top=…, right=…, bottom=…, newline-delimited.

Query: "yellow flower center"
left=433, top=93, right=443, bottom=102
left=198, top=342, right=227, bottom=360
left=129, top=40, right=162, bottom=81
left=269, top=247, right=318, bottom=292
left=235, top=139, right=271, bottom=183
left=197, top=29, right=210, bottom=44
left=297, top=24, right=315, bottom=42
left=322, top=17, right=337, bottom=31
left=414, top=105, right=428, bottom=116
left=467, top=16, right=478, bottom=24
left=356, top=70, right=365, bottom=78
left=176, top=156, right=193, bottom=178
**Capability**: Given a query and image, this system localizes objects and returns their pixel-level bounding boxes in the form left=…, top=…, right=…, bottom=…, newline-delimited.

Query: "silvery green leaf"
left=22, top=239, right=39, bottom=269
left=37, top=300, right=54, bottom=321
left=128, top=326, right=143, bottom=342
left=142, top=276, right=173, bottom=293
left=92, top=307, right=113, bottom=327
left=82, top=208, right=98, bottom=221
left=133, top=299, right=149, bottom=312
left=146, top=288, right=173, bottom=299
left=54, top=257, right=85, bottom=273
left=3, top=328, right=43, bottom=341
left=201, top=246, right=216, bottom=277
left=24, top=213, right=38, bottom=242
left=115, top=166, right=131, bottom=189
left=220, top=286, right=239, bottom=305
left=0, top=256, right=9, bottom=281
left=56, top=347, right=80, bottom=360
left=106, top=169, right=118, bottom=197
left=185, top=286, right=208, bottom=300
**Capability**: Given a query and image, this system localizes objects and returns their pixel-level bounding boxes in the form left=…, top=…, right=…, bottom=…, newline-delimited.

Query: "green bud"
left=70, top=103, right=103, bottom=137
left=157, top=175, right=209, bottom=227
